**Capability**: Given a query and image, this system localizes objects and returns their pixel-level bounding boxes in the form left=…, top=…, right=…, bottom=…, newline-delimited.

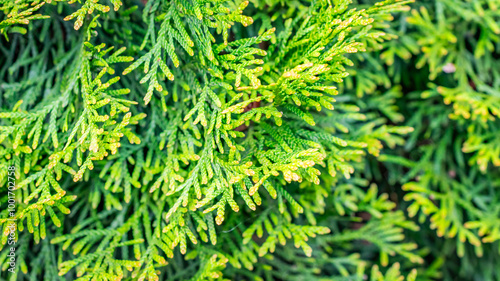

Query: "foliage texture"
left=0, top=0, right=499, bottom=280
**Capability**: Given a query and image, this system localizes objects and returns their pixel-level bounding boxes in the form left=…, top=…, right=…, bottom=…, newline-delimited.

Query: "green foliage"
left=0, top=0, right=499, bottom=280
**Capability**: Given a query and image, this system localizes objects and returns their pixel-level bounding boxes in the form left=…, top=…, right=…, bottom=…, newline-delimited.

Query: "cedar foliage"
left=0, top=0, right=499, bottom=280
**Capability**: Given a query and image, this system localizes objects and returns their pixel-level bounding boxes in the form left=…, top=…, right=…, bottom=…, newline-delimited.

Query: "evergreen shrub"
left=0, top=0, right=499, bottom=280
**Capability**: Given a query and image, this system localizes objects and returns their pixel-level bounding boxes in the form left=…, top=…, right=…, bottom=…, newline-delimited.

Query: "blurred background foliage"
left=345, top=0, right=500, bottom=279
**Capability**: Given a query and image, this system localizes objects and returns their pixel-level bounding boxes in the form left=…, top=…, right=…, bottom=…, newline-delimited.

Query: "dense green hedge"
left=0, top=0, right=499, bottom=280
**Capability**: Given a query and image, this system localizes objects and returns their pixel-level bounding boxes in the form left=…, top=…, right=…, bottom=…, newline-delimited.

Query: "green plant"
left=0, top=0, right=499, bottom=280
